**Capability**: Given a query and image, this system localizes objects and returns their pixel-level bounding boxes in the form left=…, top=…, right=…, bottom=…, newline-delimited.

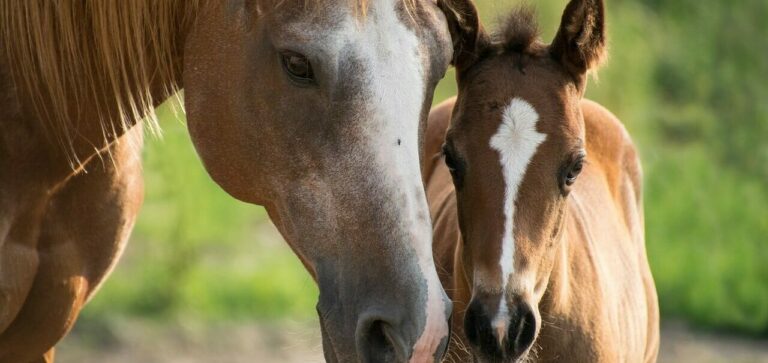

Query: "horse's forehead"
left=275, top=0, right=429, bottom=54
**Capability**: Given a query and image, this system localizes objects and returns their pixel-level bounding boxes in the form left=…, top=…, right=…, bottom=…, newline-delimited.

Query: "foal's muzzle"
left=464, top=296, right=538, bottom=362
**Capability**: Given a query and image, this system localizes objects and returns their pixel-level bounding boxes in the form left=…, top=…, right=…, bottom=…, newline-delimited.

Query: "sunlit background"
left=60, top=0, right=768, bottom=362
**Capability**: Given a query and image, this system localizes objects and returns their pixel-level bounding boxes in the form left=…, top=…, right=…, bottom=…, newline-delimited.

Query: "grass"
left=82, top=104, right=318, bottom=323
left=644, top=145, right=768, bottom=335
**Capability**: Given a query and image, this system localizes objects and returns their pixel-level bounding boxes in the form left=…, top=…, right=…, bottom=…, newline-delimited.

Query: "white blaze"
left=286, top=1, right=449, bottom=359
left=359, top=1, right=449, bottom=361
left=488, top=98, right=546, bottom=337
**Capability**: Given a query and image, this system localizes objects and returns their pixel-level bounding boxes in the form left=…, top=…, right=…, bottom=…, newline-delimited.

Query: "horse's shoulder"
left=424, top=97, right=456, bottom=183
left=425, top=97, right=460, bottom=284
left=426, top=97, right=455, bottom=152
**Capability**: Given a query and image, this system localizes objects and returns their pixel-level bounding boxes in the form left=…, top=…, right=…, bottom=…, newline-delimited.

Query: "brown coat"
left=426, top=97, right=659, bottom=362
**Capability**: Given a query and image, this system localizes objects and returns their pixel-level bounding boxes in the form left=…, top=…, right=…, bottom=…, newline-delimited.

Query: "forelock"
left=495, top=5, right=540, bottom=54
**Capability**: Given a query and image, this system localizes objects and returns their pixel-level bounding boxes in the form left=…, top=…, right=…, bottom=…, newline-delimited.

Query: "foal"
left=428, top=0, right=659, bottom=361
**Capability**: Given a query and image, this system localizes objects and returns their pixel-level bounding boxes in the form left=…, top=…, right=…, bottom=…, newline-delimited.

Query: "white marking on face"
left=488, top=98, right=547, bottom=337
left=354, top=1, right=449, bottom=361
left=282, top=1, right=448, bottom=359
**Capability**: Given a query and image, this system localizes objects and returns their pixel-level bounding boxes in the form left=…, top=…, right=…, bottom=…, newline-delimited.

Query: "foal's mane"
left=495, top=6, right=541, bottom=54
left=0, top=0, right=401, bottom=168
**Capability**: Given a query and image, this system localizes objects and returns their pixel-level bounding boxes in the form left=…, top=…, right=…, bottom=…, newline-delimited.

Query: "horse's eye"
left=280, top=51, right=314, bottom=85
left=443, top=147, right=457, bottom=172
left=442, top=144, right=464, bottom=189
left=561, top=155, right=585, bottom=192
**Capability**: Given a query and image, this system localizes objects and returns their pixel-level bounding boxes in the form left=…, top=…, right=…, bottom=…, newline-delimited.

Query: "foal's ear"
left=550, top=0, right=606, bottom=86
left=437, top=0, right=488, bottom=72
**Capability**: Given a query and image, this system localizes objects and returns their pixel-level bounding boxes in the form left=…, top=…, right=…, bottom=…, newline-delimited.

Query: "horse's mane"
left=0, top=0, right=200, bottom=166
left=0, top=0, right=400, bottom=168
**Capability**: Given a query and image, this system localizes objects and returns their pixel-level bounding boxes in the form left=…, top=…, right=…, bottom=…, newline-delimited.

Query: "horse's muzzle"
left=317, top=287, right=452, bottom=363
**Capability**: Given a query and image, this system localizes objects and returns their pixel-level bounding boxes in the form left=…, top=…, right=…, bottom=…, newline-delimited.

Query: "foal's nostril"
left=465, top=298, right=539, bottom=361
left=510, top=306, right=537, bottom=357
left=464, top=299, right=503, bottom=358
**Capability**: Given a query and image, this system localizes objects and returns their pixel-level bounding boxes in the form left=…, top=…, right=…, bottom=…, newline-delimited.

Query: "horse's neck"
left=1, top=48, right=74, bottom=186
left=539, top=187, right=653, bottom=361
left=59, top=24, right=190, bottom=167
left=542, top=188, right=632, bottom=320
left=1, top=1, right=197, bottom=173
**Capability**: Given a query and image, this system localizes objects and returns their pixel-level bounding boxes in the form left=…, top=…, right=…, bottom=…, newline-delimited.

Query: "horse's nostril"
left=360, top=319, right=401, bottom=363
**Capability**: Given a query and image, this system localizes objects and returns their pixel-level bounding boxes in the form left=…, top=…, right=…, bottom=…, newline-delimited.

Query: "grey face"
left=183, top=1, right=454, bottom=362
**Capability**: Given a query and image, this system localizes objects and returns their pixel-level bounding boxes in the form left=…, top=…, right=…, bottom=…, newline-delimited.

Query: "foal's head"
left=440, top=0, right=606, bottom=361
left=183, top=1, right=455, bottom=362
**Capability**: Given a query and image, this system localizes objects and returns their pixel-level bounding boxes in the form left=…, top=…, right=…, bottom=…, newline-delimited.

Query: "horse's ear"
left=437, top=0, right=488, bottom=72
left=550, top=0, right=606, bottom=85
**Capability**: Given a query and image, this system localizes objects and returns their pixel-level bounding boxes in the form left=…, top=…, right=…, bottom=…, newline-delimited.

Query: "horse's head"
left=183, top=1, right=454, bottom=362
left=439, top=0, right=605, bottom=361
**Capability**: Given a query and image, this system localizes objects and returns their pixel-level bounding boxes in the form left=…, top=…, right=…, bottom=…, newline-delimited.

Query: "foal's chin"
left=473, top=348, right=536, bottom=363
left=469, top=323, right=539, bottom=363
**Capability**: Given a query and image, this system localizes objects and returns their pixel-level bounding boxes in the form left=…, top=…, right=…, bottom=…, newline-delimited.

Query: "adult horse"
left=0, top=1, right=456, bottom=362
left=427, top=0, right=659, bottom=361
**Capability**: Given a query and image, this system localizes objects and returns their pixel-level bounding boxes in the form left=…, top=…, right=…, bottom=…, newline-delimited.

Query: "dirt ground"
left=658, top=321, right=768, bottom=363
left=58, top=319, right=325, bottom=363
left=56, top=319, right=768, bottom=363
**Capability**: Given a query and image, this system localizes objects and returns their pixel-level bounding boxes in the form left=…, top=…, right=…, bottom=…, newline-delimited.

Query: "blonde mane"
left=0, top=0, right=201, bottom=166
left=0, top=0, right=416, bottom=167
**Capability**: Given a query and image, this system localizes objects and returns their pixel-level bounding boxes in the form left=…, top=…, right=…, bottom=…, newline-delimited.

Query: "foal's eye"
left=280, top=51, right=314, bottom=85
left=560, top=154, right=586, bottom=193
left=443, top=147, right=458, bottom=172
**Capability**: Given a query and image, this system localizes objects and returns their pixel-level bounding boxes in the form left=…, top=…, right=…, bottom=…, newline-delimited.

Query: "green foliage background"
left=81, top=0, right=768, bottom=335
